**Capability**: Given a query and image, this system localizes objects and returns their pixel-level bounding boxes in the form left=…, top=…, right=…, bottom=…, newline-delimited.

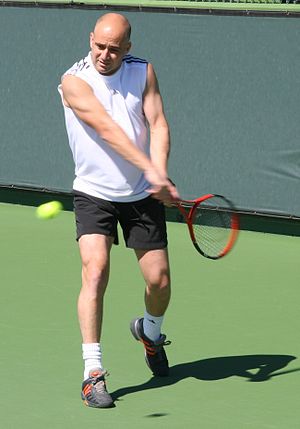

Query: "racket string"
left=193, top=207, right=235, bottom=257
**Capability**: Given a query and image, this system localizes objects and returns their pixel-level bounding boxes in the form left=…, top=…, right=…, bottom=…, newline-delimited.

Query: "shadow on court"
left=111, top=354, right=298, bottom=401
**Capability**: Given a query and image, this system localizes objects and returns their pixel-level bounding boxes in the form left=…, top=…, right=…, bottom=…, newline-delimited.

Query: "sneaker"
left=130, top=317, right=171, bottom=377
left=81, top=369, right=114, bottom=408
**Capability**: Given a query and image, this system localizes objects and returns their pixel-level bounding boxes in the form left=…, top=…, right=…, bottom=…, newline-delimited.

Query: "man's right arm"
left=61, top=74, right=154, bottom=172
left=61, top=75, right=175, bottom=204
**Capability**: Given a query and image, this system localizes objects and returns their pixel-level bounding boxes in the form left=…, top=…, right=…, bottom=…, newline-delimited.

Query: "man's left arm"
left=143, top=63, right=179, bottom=201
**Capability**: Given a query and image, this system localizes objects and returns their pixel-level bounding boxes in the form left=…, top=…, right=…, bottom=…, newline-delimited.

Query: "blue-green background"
left=1, top=6, right=300, bottom=217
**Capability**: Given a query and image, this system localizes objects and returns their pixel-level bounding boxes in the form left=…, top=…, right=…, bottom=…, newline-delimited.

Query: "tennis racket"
left=176, top=194, right=239, bottom=260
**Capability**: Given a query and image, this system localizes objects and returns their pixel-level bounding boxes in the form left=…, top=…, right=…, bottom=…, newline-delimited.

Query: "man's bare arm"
left=61, top=74, right=176, bottom=203
left=61, top=75, right=154, bottom=172
left=143, top=64, right=179, bottom=201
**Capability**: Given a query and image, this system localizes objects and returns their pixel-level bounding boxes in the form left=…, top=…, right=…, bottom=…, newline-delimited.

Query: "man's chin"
left=94, top=62, right=109, bottom=74
left=97, top=67, right=109, bottom=75
left=96, top=61, right=121, bottom=76
left=99, top=68, right=115, bottom=76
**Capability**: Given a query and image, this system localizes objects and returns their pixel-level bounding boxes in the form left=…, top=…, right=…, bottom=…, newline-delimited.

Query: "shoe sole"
left=130, top=317, right=143, bottom=341
left=130, top=318, right=153, bottom=371
left=81, top=392, right=114, bottom=409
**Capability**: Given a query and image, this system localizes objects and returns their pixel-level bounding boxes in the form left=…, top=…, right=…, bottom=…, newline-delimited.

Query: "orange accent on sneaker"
left=141, top=339, right=156, bottom=355
left=90, top=370, right=102, bottom=378
left=83, top=384, right=92, bottom=396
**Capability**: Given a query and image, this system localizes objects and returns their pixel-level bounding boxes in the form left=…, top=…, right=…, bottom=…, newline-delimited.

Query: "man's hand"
left=144, top=169, right=179, bottom=206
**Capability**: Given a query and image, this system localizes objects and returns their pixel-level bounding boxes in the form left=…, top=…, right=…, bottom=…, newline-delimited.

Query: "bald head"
left=94, top=13, right=131, bottom=42
left=90, top=13, right=132, bottom=75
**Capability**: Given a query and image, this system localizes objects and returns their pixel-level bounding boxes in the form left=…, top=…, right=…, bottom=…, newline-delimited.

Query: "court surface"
left=0, top=202, right=299, bottom=429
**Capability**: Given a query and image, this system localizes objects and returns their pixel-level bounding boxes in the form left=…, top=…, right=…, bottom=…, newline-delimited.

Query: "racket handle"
left=167, top=177, right=176, bottom=187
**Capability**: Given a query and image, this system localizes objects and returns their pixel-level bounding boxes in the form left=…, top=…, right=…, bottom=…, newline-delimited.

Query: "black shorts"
left=73, top=191, right=168, bottom=250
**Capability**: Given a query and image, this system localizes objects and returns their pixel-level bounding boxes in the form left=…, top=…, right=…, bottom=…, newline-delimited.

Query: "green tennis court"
left=1, top=202, right=299, bottom=428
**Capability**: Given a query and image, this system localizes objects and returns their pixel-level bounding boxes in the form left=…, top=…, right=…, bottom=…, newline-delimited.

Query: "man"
left=58, top=12, right=178, bottom=408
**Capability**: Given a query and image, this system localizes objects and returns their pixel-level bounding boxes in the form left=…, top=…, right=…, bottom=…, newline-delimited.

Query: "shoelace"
left=94, top=379, right=106, bottom=393
left=91, top=371, right=109, bottom=393
left=143, top=336, right=172, bottom=355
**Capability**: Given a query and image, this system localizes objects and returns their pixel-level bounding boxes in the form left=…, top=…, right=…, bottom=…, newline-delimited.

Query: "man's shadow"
left=111, top=354, right=298, bottom=401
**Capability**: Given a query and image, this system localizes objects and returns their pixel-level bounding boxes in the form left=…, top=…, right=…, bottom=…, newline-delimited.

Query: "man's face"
left=90, top=24, right=131, bottom=75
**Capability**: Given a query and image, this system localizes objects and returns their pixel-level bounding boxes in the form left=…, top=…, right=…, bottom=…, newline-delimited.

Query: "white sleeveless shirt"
left=58, top=52, right=150, bottom=202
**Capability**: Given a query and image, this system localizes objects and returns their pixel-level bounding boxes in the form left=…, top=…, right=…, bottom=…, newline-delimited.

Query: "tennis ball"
left=36, top=201, right=63, bottom=220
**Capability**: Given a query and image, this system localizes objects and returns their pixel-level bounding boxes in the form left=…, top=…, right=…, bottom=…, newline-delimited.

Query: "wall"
left=1, top=6, right=300, bottom=217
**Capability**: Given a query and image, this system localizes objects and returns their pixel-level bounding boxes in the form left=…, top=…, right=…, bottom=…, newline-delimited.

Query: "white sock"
left=82, top=343, right=102, bottom=380
left=143, top=311, right=164, bottom=342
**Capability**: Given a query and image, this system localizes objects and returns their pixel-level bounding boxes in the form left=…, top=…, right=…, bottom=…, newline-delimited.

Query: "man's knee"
left=82, top=262, right=110, bottom=296
left=147, top=268, right=170, bottom=292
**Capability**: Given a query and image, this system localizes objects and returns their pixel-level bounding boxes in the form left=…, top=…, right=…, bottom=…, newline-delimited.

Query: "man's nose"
left=101, top=48, right=109, bottom=60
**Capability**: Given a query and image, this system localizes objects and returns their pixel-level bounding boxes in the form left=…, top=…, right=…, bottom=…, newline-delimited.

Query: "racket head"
left=187, top=194, right=239, bottom=259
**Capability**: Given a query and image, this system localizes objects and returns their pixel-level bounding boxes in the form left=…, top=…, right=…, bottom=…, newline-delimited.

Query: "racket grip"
left=167, top=177, right=176, bottom=186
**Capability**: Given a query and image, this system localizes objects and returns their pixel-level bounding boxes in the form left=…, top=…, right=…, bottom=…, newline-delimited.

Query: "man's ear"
left=89, top=32, right=94, bottom=49
left=126, top=42, right=132, bottom=54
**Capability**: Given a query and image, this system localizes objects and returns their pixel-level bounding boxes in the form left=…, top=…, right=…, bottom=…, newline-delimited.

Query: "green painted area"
left=3, top=0, right=300, bottom=12
left=0, top=202, right=299, bottom=428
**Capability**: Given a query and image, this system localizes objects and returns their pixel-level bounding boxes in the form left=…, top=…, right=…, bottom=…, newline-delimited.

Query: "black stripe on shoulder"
left=123, top=54, right=148, bottom=64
